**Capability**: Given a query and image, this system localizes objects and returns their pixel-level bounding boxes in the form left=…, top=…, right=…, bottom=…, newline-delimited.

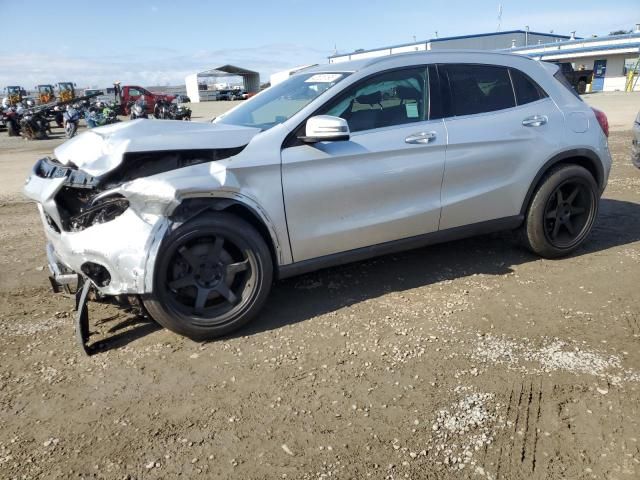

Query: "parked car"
left=217, top=89, right=235, bottom=101
left=553, top=62, right=593, bottom=94
left=231, top=90, right=248, bottom=100
left=24, top=51, right=611, bottom=346
left=633, top=111, right=640, bottom=168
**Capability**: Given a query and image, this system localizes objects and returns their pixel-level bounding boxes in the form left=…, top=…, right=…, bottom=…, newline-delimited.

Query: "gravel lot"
left=0, top=93, right=639, bottom=479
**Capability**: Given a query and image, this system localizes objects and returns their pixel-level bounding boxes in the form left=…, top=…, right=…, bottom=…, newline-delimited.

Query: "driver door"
left=281, top=66, right=447, bottom=262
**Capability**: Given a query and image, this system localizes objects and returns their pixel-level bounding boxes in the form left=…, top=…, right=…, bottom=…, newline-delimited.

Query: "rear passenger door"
left=438, top=64, right=564, bottom=230
left=281, top=66, right=448, bottom=262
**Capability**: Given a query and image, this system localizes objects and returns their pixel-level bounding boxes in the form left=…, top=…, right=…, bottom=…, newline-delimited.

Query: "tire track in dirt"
left=484, top=381, right=545, bottom=479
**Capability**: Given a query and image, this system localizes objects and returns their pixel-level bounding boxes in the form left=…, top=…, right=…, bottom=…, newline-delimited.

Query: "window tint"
left=510, top=68, right=547, bottom=105
left=446, top=64, right=515, bottom=116
left=321, top=68, right=427, bottom=132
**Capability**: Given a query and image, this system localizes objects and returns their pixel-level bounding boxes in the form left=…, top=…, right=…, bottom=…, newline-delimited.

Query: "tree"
left=609, top=29, right=632, bottom=35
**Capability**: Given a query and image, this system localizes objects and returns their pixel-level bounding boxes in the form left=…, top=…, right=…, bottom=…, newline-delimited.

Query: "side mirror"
left=300, top=115, right=350, bottom=143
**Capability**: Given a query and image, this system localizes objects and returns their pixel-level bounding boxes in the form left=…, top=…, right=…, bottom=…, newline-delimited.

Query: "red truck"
left=119, top=85, right=175, bottom=114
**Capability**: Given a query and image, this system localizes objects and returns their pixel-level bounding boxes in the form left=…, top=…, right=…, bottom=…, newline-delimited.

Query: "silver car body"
left=24, top=51, right=612, bottom=296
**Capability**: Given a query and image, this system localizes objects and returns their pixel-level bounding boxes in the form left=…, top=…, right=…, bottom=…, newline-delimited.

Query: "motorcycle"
left=85, top=104, right=120, bottom=129
left=172, top=103, right=192, bottom=121
left=63, top=106, right=81, bottom=138
left=2, top=106, right=21, bottom=137
left=153, top=99, right=171, bottom=119
left=20, top=109, right=50, bottom=140
left=129, top=99, right=148, bottom=120
left=153, top=100, right=192, bottom=121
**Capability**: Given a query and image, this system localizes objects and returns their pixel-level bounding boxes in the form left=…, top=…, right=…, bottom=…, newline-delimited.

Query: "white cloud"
left=0, top=44, right=330, bottom=88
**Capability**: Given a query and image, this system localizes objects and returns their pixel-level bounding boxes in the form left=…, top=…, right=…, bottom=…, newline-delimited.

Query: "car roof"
left=302, top=49, right=535, bottom=75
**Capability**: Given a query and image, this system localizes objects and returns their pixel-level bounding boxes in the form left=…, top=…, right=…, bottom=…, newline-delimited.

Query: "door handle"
left=405, top=131, right=436, bottom=144
left=522, top=115, right=548, bottom=127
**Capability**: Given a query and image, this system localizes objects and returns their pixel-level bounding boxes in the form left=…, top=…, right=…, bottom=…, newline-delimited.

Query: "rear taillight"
left=591, top=107, right=609, bottom=137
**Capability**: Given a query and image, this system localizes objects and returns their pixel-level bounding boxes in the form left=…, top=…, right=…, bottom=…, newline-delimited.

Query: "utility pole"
left=497, top=4, right=503, bottom=32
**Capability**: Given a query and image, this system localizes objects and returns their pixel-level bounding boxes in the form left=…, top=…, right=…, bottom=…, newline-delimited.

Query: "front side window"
left=216, top=72, right=349, bottom=130
left=129, top=88, right=141, bottom=97
left=445, top=64, right=515, bottom=116
left=320, top=68, right=427, bottom=132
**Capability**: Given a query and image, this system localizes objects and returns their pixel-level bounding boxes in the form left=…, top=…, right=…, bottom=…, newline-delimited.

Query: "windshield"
left=216, top=72, right=349, bottom=130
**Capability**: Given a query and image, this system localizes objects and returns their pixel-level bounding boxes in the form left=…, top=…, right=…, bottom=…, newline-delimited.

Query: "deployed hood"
left=54, top=119, right=261, bottom=177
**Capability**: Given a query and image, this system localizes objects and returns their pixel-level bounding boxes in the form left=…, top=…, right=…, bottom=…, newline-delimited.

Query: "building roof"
left=195, top=65, right=259, bottom=77
left=509, top=32, right=640, bottom=60
left=328, top=30, right=573, bottom=59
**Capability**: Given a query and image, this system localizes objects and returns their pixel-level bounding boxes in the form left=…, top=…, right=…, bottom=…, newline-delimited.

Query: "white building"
left=184, top=65, right=260, bottom=103
left=329, top=30, right=573, bottom=64
left=511, top=28, right=640, bottom=92
left=328, top=26, right=640, bottom=92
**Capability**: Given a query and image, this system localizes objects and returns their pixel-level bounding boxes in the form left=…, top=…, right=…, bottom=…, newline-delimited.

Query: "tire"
left=7, top=121, right=19, bottom=137
left=144, top=212, right=273, bottom=340
left=577, top=80, right=587, bottom=94
left=521, top=164, right=599, bottom=258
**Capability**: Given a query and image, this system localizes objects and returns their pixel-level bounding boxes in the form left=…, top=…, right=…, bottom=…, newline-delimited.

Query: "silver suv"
left=24, top=51, right=611, bottom=343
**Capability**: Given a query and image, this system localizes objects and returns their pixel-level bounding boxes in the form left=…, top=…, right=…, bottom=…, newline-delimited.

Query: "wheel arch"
left=168, top=196, right=282, bottom=273
left=520, top=148, right=604, bottom=216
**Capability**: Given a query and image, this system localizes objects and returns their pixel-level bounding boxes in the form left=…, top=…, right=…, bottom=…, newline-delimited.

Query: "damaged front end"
left=26, top=156, right=167, bottom=292
left=23, top=120, right=259, bottom=353
left=25, top=156, right=171, bottom=354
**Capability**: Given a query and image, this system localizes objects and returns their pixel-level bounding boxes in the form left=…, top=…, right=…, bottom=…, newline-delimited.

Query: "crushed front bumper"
left=24, top=159, right=169, bottom=296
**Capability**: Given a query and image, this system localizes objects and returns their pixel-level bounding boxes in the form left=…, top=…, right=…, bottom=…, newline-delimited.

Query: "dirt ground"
left=0, top=95, right=639, bottom=480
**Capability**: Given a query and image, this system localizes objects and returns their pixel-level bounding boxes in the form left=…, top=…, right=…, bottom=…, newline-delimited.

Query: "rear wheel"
left=144, top=212, right=273, bottom=340
left=522, top=164, right=598, bottom=258
left=577, top=79, right=587, bottom=94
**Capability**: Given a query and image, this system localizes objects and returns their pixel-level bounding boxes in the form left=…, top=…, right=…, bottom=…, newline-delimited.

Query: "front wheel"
left=521, top=164, right=599, bottom=258
left=65, top=122, right=77, bottom=138
left=144, top=212, right=273, bottom=340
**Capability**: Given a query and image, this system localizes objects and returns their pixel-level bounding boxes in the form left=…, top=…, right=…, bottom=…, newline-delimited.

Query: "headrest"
left=355, top=91, right=383, bottom=105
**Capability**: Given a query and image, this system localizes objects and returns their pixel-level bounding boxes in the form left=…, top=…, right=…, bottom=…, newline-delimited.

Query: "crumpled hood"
left=54, top=119, right=261, bottom=177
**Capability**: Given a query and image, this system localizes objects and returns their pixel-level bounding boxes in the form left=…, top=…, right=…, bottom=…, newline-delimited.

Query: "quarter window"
left=321, top=68, right=427, bottom=132
left=510, top=68, right=547, bottom=105
left=445, top=64, right=515, bottom=116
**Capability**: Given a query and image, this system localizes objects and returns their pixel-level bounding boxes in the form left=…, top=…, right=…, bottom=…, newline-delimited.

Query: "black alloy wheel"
left=543, top=178, right=596, bottom=249
left=522, top=164, right=599, bottom=258
left=144, top=212, right=272, bottom=340
left=163, top=234, right=253, bottom=321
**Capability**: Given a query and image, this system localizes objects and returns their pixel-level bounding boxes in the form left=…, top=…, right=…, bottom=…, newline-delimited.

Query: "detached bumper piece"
left=75, top=280, right=93, bottom=355
left=72, top=278, right=149, bottom=356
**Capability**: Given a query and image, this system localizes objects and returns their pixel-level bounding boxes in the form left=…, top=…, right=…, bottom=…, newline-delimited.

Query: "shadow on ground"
left=90, top=198, right=640, bottom=351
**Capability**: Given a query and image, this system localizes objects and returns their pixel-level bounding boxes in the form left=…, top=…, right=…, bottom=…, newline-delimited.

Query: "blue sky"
left=1, top=0, right=638, bottom=87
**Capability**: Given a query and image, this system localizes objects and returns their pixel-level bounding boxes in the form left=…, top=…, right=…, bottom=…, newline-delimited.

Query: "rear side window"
left=445, top=64, right=516, bottom=116
left=510, top=68, right=547, bottom=105
left=553, top=70, right=583, bottom=100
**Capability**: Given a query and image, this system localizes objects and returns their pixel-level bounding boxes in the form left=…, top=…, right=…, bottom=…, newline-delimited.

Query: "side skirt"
left=277, top=215, right=523, bottom=280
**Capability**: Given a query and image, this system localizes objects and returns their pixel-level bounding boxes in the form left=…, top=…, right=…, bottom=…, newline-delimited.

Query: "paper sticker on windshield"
left=305, top=74, right=343, bottom=83
left=405, top=103, right=419, bottom=118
